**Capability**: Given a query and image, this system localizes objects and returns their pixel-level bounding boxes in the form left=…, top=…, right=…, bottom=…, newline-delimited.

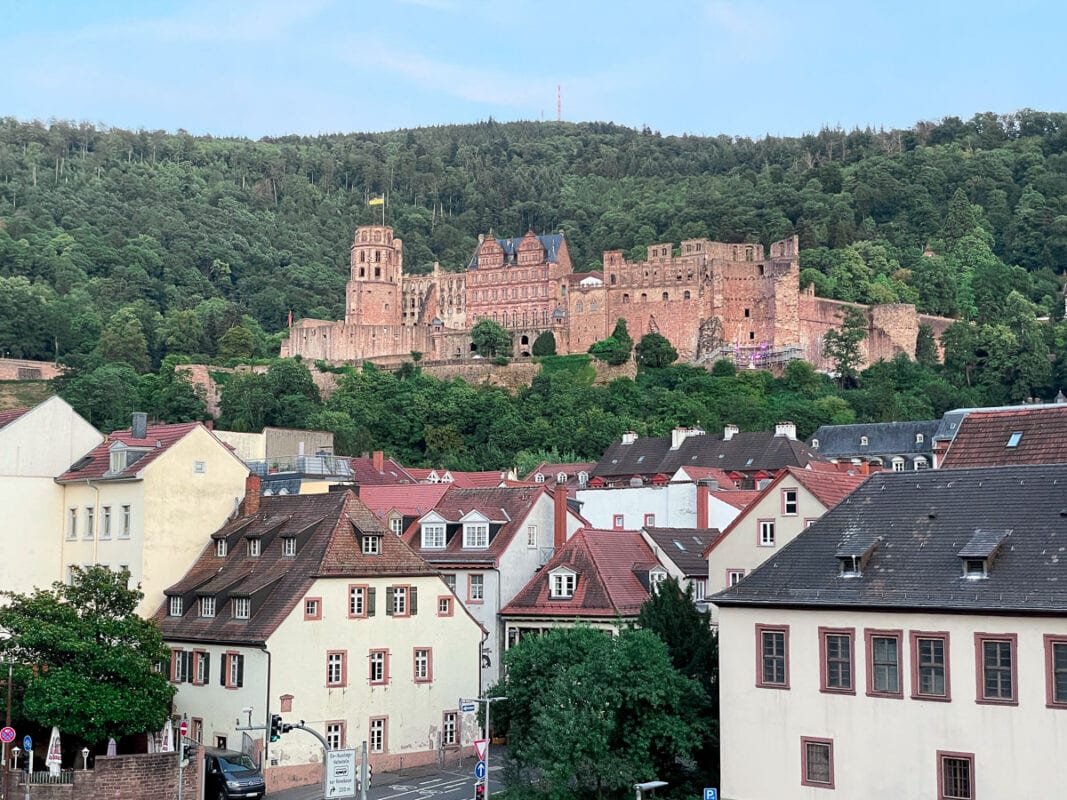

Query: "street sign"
left=473, top=739, right=488, bottom=761
left=703, top=789, right=718, bottom=800
left=460, top=702, right=477, bottom=713
left=474, top=760, right=487, bottom=779
left=0, top=727, right=14, bottom=744
left=179, top=720, right=189, bottom=738
left=326, top=748, right=357, bottom=798
left=22, top=735, right=31, bottom=751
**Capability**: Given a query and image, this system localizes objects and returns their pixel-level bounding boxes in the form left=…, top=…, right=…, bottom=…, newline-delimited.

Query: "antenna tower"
left=557, top=85, right=561, bottom=122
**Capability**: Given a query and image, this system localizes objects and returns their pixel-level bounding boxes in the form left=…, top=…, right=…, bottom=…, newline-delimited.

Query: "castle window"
left=375, top=251, right=381, bottom=262
left=576, top=302, right=583, bottom=313
left=662, top=292, right=669, bottom=301
left=641, top=293, right=647, bottom=302
left=623, top=294, right=630, bottom=304
left=683, top=291, right=691, bottom=300
left=359, top=267, right=365, bottom=278
left=610, top=274, right=617, bottom=285
left=749, top=331, right=755, bottom=340
left=744, top=308, right=750, bottom=318
left=745, top=247, right=753, bottom=261
left=759, top=265, right=765, bottom=275
left=360, top=251, right=365, bottom=262
left=375, top=267, right=381, bottom=278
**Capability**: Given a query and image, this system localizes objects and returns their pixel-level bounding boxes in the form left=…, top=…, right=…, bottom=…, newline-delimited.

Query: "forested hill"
left=1, top=111, right=1066, bottom=368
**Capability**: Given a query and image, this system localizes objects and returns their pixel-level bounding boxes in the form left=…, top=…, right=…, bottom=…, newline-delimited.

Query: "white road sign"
left=326, top=748, right=357, bottom=798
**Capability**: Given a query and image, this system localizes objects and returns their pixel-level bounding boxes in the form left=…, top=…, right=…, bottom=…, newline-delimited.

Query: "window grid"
left=362, top=535, right=381, bottom=555
left=756, top=625, right=789, bottom=689
left=233, top=597, right=250, bottom=620
left=442, top=712, right=458, bottom=746
left=527, top=524, right=538, bottom=548
left=169, top=596, right=183, bottom=617
left=758, top=519, right=775, bottom=547
left=414, top=648, right=432, bottom=683
left=248, top=538, right=260, bottom=557
left=326, top=722, right=344, bottom=751
left=216, top=539, right=227, bottom=557
left=67, top=508, right=77, bottom=540
left=391, top=586, right=408, bottom=616
left=283, top=537, right=296, bottom=556
left=349, top=585, right=367, bottom=618
left=819, top=628, right=855, bottom=693
left=200, top=596, right=216, bottom=618
left=438, top=596, right=453, bottom=616
left=865, top=629, right=903, bottom=698
left=422, top=524, right=446, bottom=549
left=121, top=505, right=131, bottom=537
left=469, top=574, right=484, bottom=602
left=369, top=717, right=386, bottom=753
left=327, top=651, right=347, bottom=687
left=727, top=569, right=745, bottom=587
left=463, top=523, right=489, bottom=549
left=911, top=631, right=950, bottom=701
left=800, top=737, right=834, bottom=789
left=84, top=507, right=95, bottom=539
left=1044, top=636, right=1067, bottom=707
left=975, top=633, right=1017, bottom=705
left=550, top=571, right=576, bottom=599
left=937, top=751, right=974, bottom=800
left=101, top=506, right=111, bottom=539
left=782, top=489, right=798, bottom=515
left=369, top=650, right=388, bottom=684
left=304, top=597, right=321, bottom=620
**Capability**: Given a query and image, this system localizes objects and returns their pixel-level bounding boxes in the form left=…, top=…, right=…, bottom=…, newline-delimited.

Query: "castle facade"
left=282, top=226, right=948, bottom=370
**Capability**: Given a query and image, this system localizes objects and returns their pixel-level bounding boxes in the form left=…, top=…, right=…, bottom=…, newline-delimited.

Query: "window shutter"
left=410, top=587, right=418, bottom=615
left=220, top=654, right=227, bottom=686
left=171, top=650, right=179, bottom=681
left=183, top=651, right=193, bottom=683
left=385, top=586, right=394, bottom=616
left=367, top=588, right=376, bottom=616
left=204, top=653, right=210, bottom=684
left=236, top=654, right=244, bottom=687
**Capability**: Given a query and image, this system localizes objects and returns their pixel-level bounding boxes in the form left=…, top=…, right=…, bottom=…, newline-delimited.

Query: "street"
left=267, top=750, right=508, bottom=800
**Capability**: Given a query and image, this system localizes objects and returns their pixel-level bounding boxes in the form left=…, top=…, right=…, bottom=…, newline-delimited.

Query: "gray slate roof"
left=712, top=464, right=1067, bottom=614
left=643, top=527, right=720, bottom=577
left=807, top=420, right=938, bottom=459
left=468, top=233, right=565, bottom=269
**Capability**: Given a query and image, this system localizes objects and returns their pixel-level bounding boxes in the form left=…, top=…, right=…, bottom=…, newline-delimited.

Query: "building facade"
left=283, top=226, right=951, bottom=370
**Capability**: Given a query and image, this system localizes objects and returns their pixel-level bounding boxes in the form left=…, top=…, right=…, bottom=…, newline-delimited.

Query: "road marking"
left=419, top=779, right=443, bottom=786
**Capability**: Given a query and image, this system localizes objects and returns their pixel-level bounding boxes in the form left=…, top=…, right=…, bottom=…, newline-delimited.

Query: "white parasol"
left=45, top=726, right=62, bottom=776
left=160, top=718, right=174, bottom=753
left=107, top=738, right=117, bottom=757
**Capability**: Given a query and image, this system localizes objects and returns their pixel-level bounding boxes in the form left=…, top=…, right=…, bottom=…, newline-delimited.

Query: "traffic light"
left=474, top=780, right=485, bottom=800
left=269, top=714, right=283, bottom=742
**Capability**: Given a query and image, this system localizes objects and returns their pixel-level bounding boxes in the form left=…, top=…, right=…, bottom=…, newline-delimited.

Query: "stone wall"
left=0, top=358, right=64, bottom=381
left=19, top=749, right=201, bottom=800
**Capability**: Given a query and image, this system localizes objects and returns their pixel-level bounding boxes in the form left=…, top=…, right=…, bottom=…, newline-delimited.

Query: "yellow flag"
left=368, top=197, right=384, bottom=206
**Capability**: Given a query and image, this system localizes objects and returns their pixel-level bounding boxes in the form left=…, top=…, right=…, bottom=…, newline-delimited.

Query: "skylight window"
left=1006, top=431, right=1023, bottom=448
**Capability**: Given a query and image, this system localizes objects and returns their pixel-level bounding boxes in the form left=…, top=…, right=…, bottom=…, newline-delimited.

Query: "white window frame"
left=369, top=718, right=385, bottom=753
left=469, top=574, right=484, bottom=601
left=549, top=569, right=576, bottom=599
left=248, top=538, right=260, bottom=557
left=891, top=457, right=905, bottom=472
left=390, top=516, right=404, bottom=536
left=362, top=535, right=381, bottom=555
left=759, top=520, right=776, bottom=547
left=67, top=508, right=78, bottom=540
left=463, top=523, right=489, bottom=549
left=327, top=652, right=345, bottom=686
left=914, top=457, right=929, bottom=471
left=783, top=488, right=799, bottom=515
left=649, top=569, right=667, bottom=594
left=349, top=586, right=366, bottom=617
left=101, top=506, right=111, bottom=539
left=200, top=596, right=216, bottom=618
left=421, top=523, right=446, bottom=549
left=169, top=596, right=183, bottom=617
left=233, top=597, right=250, bottom=619
left=414, top=648, right=430, bottom=681
left=692, top=579, right=707, bottom=600
left=442, top=712, right=457, bottom=746
left=283, top=537, right=296, bottom=556
left=84, top=506, right=95, bottom=539
left=443, top=574, right=456, bottom=593
left=392, top=586, right=407, bottom=615
left=326, top=723, right=343, bottom=751
left=216, top=539, right=228, bottom=557
left=369, top=651, right=386, bottom=683
left=527, top=524, right=538, bottom=548
left=121, top=505, right=131, bottom=538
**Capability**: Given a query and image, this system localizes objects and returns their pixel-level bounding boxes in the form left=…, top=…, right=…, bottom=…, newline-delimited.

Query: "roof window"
left=958, top=529, right=1010, bottom=580
left=835, top=533, right=879, bottom=578
left=1006, top=431, right=1023, bottom=448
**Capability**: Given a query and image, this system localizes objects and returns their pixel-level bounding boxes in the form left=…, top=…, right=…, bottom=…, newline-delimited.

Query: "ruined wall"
left=0, top=357, right=64, bottom=381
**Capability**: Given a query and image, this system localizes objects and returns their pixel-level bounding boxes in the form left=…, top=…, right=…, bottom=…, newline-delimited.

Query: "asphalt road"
left=267, top=750, right=508, bottom=800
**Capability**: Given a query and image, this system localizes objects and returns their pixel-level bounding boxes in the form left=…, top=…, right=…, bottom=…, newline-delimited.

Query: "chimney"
left=204, top=419, right=214, bottom=431
left=723, top=424, right=739, bottom=441
left=621, top=432, right=638, bottom=445
left=131, top=412, right=148, bottom=440
left=671, top=427, right=687, bottom=450
left=553, top=474, right=568, bottom=549
left=775, top=421, right=797, bottom=440
left=243, top=474, right=261, bottom=517
left=373, top=450, right=385, bottom=473
left=696, top=480, right=709, bottom=529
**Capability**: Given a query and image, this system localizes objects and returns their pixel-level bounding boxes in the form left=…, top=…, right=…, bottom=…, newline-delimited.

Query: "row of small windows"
left=421, top=523, right=488, bottom=549
left=67, top=505, right=132, bottom=540
left=318, top=716, right=395, bottom=754
left=324, top=646, right=436, bottom=687
left=469, top=268, right=548, bottom=284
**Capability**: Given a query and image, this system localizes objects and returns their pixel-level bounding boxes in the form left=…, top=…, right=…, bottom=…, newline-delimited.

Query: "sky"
left=1, top=0, right=1064, bottom=140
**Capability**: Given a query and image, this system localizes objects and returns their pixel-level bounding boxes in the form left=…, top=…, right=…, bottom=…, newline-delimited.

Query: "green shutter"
left=368, top=587, right=376, bottom=616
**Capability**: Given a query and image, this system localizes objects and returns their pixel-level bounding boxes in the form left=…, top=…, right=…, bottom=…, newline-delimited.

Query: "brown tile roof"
left=521, top=462, right=597, bottom=482
left=401, top=485, right=546, bottom=565
left=787, top=465, right=868, bottom=509
left=404, top=469, right=510, bottom=488
left=348, top=455, right=415, bottom=485
left=0, top=407, right=30, bottom=431
left=940, top=406, right=1067, bottom=468
left=716, top=490, right=761, bottom=510
left=675, top=466, right=736, bottom=485
left=154, top=491, right=437, bottom=645
left=57, top=422, right=203, bottom=481
left=643, top=528, right=719, bottom=577
left=357, top=485, right=451, bottom=520
left=501, top=528, right=657, bottom=618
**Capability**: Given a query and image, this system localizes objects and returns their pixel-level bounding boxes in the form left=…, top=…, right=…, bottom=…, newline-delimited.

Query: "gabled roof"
left=154, top=491, right=437, bottom=645
left=468, top=232, right=566, bottom=269
left=0, top=407, right=30, bottom=431
left=357, top=485, right=451, bottom=521
left=594, top=430, right=820, bottom=480
left=501, top=528, right=658, bottom=618
left=402, top=485, right=546, bottom=565
left=57, top=422, right=204, bottom=482
left=522, top=462, right=597, bottom=482
left=348, top=455, right=415, bottom=485
left=672, top=466, right=735, bottom=485
left=715, top=490, right=761, bottom=510
left=713, top=464, right=1067, bottom=613
left=807, top=420, right=939, bottom=457
left=940, top=405, right=1067, bottom=468
left=643, top=528, right=719, bottom=577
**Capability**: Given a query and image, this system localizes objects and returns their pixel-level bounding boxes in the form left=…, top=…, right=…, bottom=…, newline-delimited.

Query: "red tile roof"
left=941, top=406, right=1067, bottom=468
left=715, top=490, right=761, bottom=510
left=0, top=407, right=31, bottom=431
left=56, top=422, right=203, bottom=482
left=404, top=469, right=510, bottom=488
left=357, top=484, right=451, bottom=521
left=521, top=462, right=597, bottom=482
left=675, top=466, right=736, bottom=485
left=787, top=465, right=868, bottom=509
left=501, top=528, right=657, bottom=618
left=349, top=455, right=416, bottom=485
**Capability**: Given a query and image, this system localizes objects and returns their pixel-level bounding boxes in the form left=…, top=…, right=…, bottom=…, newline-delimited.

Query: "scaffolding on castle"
left=698, top=343, right=805, bottom=370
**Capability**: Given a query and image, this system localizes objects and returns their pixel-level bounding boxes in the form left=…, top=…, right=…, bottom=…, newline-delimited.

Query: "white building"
left=713, top=465, right=1067, bottom=800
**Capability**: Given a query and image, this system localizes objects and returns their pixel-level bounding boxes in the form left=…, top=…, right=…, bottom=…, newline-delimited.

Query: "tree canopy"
left=0, top=566, right=176, bottom=745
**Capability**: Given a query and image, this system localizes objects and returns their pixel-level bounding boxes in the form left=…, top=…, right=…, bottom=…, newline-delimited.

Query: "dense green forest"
left=1, top=112, right=1066, bottom=461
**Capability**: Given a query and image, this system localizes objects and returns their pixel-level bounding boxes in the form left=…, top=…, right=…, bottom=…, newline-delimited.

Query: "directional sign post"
left=475, top=761, right=487, bottom=780
left=460, top=702, right=477, bottom=713
left=326, top=748, right=358, bottom=799
left=21, top=736, right=30, bottom=751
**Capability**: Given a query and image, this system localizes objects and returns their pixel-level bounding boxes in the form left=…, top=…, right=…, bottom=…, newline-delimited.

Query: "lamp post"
left=81, top=748, right=89, bottom=771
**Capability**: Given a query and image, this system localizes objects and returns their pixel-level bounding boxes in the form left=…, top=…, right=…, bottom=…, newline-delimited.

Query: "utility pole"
left=476, top=696, right=507, bottom=800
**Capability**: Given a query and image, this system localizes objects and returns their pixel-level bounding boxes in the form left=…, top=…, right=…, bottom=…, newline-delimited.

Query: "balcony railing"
left=247, top=455, right=353, bottom=480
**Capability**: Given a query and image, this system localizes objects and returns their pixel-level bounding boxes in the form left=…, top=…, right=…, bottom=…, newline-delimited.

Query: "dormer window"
left=199, top=596, right=216, bottom=618
left=247, top=538, right=260, bottom=557
left=233, top=597, right=250, bottom=619
left=811, top=439, right=819, bottom=450
left=963, top=558, right=988, bottom=579
left=648, top=569, right=667, bottom=593
left=282, top=537, right=296, bottom=557
left=109, top=447, right=126, bottom=473
left=534, top=473, right=546, bottom=483
left=216, top=539, right=227, bottom=557
left=958, top=529, right=1009, bottom=580
left=577, top=471, right=588, bottom=486
left=463, top=523, right=489, bottom=549
left=549, top=568, right=577, bottom=599
left=860, top=436, right=869, bottom=447
left=915, top=433, right=924, bottom=444
left=362, top=534, right=382, bottom=555
left=835, top=533, right=879, bottom=578
left=389, top=516, right=404, bottom=536
left=421, top=523, right=446, bottom=549
left=168, top=596, right=183, bottom=617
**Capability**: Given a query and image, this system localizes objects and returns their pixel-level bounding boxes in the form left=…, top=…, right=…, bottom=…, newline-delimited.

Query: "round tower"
left=346, top=225, right=403, bottom=326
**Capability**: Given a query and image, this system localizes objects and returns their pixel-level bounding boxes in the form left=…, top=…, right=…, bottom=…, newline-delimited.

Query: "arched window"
left=860, top=436, right=869, bottom=446
left=622, top=294, right=630, bottom=304
left=683, top=291, right=691, bottom=300
left=641, top=293, right=648, bottom=302
left=576, top=302, right=584, bottom=313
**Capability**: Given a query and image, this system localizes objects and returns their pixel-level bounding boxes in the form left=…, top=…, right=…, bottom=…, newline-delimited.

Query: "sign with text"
left=326, top=748, right=357, bottom=798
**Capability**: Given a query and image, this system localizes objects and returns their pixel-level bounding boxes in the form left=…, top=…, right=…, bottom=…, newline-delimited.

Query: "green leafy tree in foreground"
left=823, top=306, right=868, bottom=388
left=471, top=318, right=512, bottom=357
left=0, top=566, right=175, bottom=745
left=531, top=330, right=557, bottom=356
left=589, top=318, right=633, bottom=365
left=494, top=627, right=703, bottom=800
left=635, top=332, right=679, bottom=368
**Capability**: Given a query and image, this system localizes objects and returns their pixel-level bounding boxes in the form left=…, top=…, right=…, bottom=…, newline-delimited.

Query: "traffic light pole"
left=475, top=696, right=506, bottom=800
left=281, top=721, right=330, bottom=799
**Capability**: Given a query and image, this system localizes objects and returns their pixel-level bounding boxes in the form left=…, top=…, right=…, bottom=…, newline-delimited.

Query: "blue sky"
left=1, top=0, right=1064, bottom=139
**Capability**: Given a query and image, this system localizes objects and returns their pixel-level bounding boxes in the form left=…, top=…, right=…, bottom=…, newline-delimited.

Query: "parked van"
left=203, top=748, right=266, bottom=800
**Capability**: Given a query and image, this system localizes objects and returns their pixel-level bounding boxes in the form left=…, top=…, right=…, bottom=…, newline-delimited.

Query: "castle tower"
left=346, top=225, right=403, bottom=326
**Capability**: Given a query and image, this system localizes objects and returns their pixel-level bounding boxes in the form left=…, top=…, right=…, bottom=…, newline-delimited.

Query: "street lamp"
left=9, top=747, right=18, bottom=770
left=81, top=748, right=89, bottom=770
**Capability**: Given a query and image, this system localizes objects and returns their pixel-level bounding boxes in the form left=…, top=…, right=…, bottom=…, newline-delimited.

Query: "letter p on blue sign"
left=703, top=790, right=717, bottom=800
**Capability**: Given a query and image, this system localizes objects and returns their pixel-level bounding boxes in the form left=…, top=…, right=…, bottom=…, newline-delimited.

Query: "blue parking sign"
left=703, top=790, right=717, bottom=800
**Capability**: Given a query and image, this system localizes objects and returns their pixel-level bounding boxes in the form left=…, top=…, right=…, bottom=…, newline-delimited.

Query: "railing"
left=247, top=455, right=353, bottom=479
left=538, top=547, right=555, bottom=566
left=23, top=769, right=77, bottom=784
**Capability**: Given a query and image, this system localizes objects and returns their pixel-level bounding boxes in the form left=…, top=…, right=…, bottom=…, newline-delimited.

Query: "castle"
left=282, top=225, right=950, bottom=370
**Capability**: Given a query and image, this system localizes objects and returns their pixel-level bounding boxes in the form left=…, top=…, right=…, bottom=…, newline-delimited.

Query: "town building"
left=639, top=527, right=716, bottom=607
left=56, top=414, right=250, bottom=615
left=402, top=482, right=584, bottom=688
left=0, top=397, right=102, bottom=596
left=155, top=487, right=483, bottom=793
left=576, top=479, right=756, bottom=532
left=704, top=465, right=867, bottom=624
left=712, top=465, right=1067, bottom=799
left=939, top=404, right=1067, bottom=468
left=807, top=420, right=940, bottom=470
left=283, top=226, right=951, bottom=371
